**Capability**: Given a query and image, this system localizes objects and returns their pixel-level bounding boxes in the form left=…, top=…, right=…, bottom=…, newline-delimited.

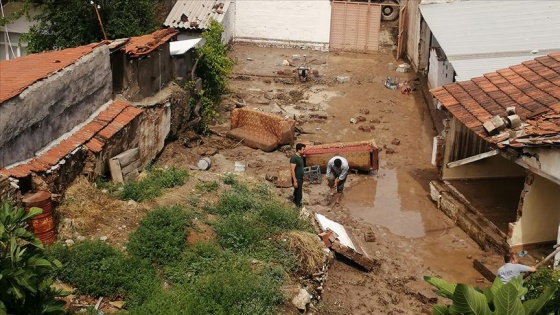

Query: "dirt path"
left=156, top=44, right=502, bottom=314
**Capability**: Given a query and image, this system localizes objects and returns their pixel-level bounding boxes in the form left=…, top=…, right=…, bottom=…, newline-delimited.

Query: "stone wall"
left=0, top=46, right=112, bottom=168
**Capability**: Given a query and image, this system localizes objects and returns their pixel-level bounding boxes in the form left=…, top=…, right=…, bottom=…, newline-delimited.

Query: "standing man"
left=290, top=143, right=306, bottom=209
left=497, top=252, right=536, bottom=284
left=325, top=156, right=349, bottom=205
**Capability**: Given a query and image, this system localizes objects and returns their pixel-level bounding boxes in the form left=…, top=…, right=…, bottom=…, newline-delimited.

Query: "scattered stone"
left=65, top=239, right=75, bottom=247
left=370, top=118, right=381, bottom=123
left=385, top=147, right=396, bottom=154
left=358, top=126, right=372, bottom=132
left=359, top=109, right=370, bottom=115
left=99, top=236, right=108, bottom=242
left=350, top=117, right=358, bottom=124
left=109, top=301, right=125, bottom=309
left=282, top=59, right=290, bottom=66
left=291, top=288, right=311, bottom=311
left=292, top=54, right=301, bottom=60
left=336, top=76, right=350, bottom=83
left=391, top=138, right=401, bottom=145
left=467, top=254, right=473, bottom=259
left=127, top=200, right=138, bottom=208
left=356, top=116, right=366, bottom=122
left=77, top=235, right=86, bottom=242
left=313, top=69, right=320, bottom=77
left=246, top=57, right=253, bottom=61
left=364, top=231, right=376, bottom=242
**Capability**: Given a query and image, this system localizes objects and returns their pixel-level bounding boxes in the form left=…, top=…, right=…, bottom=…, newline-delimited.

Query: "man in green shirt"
left=290, top=143, right=306, bottom=209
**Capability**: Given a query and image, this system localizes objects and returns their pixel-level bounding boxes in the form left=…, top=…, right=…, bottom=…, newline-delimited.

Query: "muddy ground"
left=57, top=43, right=517, bottom=313
left=157, top=44, right=511, bottom=314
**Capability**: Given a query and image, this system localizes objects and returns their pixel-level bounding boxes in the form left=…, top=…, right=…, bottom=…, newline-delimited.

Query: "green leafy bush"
left=49, top=241, right=159, bottom=306
left=424, top=275, right=558, bottom=315
left=525, top=268, right=560, bottom=314
left=213, top=213, right=270, bottom=252
left=121, top=167, right=188, bottom=202
left=195, top=180, right=220, bottom=193
left=127, top=206, right=192, bottom=264
left=0, top=202, right=68, bottom=315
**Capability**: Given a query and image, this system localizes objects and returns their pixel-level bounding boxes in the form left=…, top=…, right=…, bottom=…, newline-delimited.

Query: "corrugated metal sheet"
left=164, top=0, right=231, bottom=30
left=420, top=1, right=560, bottom=60
left=421, top=1, right=560, bottom=83
left=330, top=1, right=380, bottom=52
left=170, top=38, right=203, bottom=55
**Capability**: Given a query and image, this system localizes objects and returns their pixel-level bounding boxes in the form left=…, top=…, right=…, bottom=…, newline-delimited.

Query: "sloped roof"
left=430, top=52, right=560, bottom=148
left=0, top=101, right=143, bottom=178
left=420, top=1, right=560, bottom=81
left=0, top=44, right=101, bottom=103
left=123, top=28, right=178, bottom=58
left=164, top=0, right=231, bottom=30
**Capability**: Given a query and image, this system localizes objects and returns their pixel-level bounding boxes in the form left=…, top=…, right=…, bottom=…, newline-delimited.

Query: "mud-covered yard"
left=57, top=44, right=511, bottom=314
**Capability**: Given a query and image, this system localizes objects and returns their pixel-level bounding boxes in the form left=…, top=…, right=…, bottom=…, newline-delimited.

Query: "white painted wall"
left=221, top=0, right=236, bottom=45
left=519, top=147, right=560, bottom=185
left=234, top=0, right=331, bottom=49
left=510, top=174, right=560, bottom=247
left=427, top=48, right=454, bottom=89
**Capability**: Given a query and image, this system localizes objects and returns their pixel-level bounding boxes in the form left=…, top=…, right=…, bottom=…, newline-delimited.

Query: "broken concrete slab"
left=314, top=213, right=376, bottom=271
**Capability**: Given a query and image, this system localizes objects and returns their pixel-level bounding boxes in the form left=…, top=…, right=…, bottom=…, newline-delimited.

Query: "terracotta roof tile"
left=0, top=44, right=100, bottom=103
left=0, top=100, right=141, bottom=178
left=124, top=28, right=178, bottom=58
left=431, top=52, right=560, bottom=148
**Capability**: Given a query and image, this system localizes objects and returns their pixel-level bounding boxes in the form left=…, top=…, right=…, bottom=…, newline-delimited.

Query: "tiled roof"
left=431, top=52, right=560, bottom=148
left=0, top=101, right=143, bottom=178
left=164, top=0, right=231, bottom=30
left=0, top=44, right=101, bottom=103
left=123, top=28, right=178, bottom=58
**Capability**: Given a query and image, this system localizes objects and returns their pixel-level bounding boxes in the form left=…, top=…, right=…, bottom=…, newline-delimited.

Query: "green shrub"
left=127, top=206, right=191, bottom=264
left=222, top=173, right=238, bottom=185
left=195, top=180, right=220, bottom=193
left=212, top=191, right=255, bottom=216
left=121, top=167, right=188, bottom=202
left=1, top=202, right=68, bottom=315
left=259, top=200, right=311, bottom=231
left=50, top=241, right=159, bottom=306
left=213, top=213, right=270, bottom=252
left=525, top=267, right=560, bottom=314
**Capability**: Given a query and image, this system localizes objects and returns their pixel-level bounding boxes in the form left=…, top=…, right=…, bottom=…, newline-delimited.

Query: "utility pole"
left=91, top=1, right=107, bottom=40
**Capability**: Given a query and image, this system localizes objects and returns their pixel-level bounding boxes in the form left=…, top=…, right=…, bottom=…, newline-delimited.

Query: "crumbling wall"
left=121, top=46, right=174, bottom=102
left=0, top=46, right=112, bottom=168
left=510, top=174, right=560, bottom=249
left=138, top=106, right=171, bottom=167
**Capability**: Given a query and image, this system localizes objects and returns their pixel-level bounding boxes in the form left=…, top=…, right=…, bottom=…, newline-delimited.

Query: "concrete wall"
left=510, top=174, right=560, bottom=248
left=404, top=0, right=420, bottom=70
left=138, top=105, right=171, bottom=167
left=234, top=0, right=331, bottom=49
left=518, top=147, right=560, bottom=185
left=0, top=46, right=112, bottom=168
left=441, top=118, right=526, bottom=180
left=118, top=45, right=174, bottom=102
left=222, top=0, right=236, bottom=45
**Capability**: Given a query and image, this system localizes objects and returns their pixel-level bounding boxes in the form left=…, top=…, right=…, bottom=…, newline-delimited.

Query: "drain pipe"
left=555, top=224, right=560, bottom=270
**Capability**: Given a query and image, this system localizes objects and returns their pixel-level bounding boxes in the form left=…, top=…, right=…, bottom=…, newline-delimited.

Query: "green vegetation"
left=49, top=175, right=318, bottom=314
left=121, top=166, right=188, bottom=202
left=0, top=201, right=68, bottom=315
left=525, top=268, right=560, bottom=314
left=127, top=206, right=192, bottom=264
left=20, top=0, right=159, bottom=53
left=424, top=275, right=558, bottom=315
left=192, top=19, right=234, bottom=130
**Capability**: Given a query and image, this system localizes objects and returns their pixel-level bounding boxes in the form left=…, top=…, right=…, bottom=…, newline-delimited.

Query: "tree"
left=424, top=275, right=558, bottom=315
left=0, top=201, right=68, bottom=315
left=21, top=0, right=159, bottom=53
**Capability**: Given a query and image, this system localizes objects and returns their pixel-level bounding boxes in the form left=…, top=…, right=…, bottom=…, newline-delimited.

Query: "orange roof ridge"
left=124, top=28, right=178, bottom=58
left=0, top=101, right=142, bottom=179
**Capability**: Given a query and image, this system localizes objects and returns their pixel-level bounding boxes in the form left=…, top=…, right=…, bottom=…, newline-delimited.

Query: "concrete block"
left=483, top=120, right=498, bottom=136
left=506, top=106, right=516, bottom=115
left=507, top=115, right=522, bottom=128
left=490, top=115, right=506, bottom=131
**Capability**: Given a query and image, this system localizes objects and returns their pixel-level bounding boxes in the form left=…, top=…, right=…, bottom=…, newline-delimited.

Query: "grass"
left=121, top=166, right=188, bottom=202
left=53, top=173, right=324, bottom=314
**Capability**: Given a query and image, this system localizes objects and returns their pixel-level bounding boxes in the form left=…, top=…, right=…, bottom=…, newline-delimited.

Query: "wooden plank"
left=473, top=259, right=496, bottom=282
left=109, top=158, right=124, bottom=183
left=447, top=149, right=499, bottom=168
left=114, top=147, right=140, bottom=167
left=121, top=159, right=141, bottom=178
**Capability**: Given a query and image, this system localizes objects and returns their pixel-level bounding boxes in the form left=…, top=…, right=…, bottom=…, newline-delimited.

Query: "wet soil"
left=176, top=44, right=505, bottom=313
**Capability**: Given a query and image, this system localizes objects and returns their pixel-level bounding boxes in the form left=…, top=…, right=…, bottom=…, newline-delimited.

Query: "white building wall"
left=404, top=0, right=420, bottom=70
left=427, top=48, right=454, bottom=89
left=221, top=0, right=236, bottom=45
left=234, top=0, right=331, bottom=49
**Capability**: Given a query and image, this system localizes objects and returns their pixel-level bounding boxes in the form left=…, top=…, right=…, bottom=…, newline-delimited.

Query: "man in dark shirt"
left=290, top=143, right=306, bottom=209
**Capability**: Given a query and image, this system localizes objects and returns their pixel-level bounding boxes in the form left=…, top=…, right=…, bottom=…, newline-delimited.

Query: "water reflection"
left=345, top=165, right=425, bottom=238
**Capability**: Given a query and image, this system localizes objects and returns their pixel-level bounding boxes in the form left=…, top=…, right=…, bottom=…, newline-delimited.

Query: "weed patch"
left=195, top=180, right=220, bottom=193
left=121, top=166, right=188, bottom=202
left=127, top=206, right=192, bottom=265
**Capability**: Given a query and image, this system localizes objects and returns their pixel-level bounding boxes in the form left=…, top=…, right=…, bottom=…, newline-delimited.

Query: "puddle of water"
left=345, top=165, right=425, bottom=238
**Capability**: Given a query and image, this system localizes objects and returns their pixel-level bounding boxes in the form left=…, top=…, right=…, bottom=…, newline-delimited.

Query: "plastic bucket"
left=197, top=157, right=212, bottom=170
left=22, top=190, right=56, bottom=245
